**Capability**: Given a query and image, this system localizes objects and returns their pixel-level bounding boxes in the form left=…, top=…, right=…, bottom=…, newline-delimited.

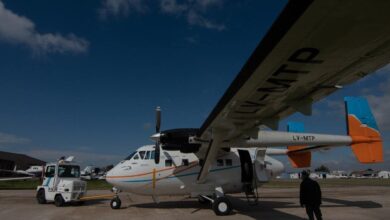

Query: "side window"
left=217, top=159, right=224, bottom=166
left=182, top=159, right=189, bottom=166
left=45, top=166, right=55, bottom=177
left=145, top=151, right=151, bottom=160
left=165, top=159, right=173, bottom=167
left=139, top=151, right=146, bottom=160
left=225, top=159, right=232, bottom=166
left=133, top=153, right=140, bottom=160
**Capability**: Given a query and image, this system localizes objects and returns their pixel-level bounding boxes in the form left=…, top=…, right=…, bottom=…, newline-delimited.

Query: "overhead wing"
left=198, top=0, right=390, bottom=140
left=196, top=0, right=390, bottom=182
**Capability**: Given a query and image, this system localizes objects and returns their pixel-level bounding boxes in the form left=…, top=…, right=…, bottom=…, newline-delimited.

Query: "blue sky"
left=0, top=0, right=389, bottom=171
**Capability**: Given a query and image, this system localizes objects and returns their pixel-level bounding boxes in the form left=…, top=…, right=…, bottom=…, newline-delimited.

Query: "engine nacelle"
left=160, top=128, right=201, bottom=153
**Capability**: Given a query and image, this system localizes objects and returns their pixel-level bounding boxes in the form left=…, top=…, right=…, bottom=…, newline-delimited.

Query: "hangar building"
left=0, top=151, right=45, bottom=171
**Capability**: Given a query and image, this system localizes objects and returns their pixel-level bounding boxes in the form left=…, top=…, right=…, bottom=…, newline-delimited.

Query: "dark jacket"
left=300, top=178, right=322, bottom=206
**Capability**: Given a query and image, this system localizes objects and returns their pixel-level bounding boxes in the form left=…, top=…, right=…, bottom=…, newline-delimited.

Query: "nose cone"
left=105, top=166, right=118, bottom=185
left=150, top=133, right=161, bottom=142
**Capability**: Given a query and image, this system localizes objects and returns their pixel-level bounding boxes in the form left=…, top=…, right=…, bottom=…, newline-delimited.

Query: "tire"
left=110, top=197, right=121, bottom=209
left=54, top=194, right=65, bottom=207
left=36, top=189, right=46, bottom=204
left=212, top=197, right=232, bottom=216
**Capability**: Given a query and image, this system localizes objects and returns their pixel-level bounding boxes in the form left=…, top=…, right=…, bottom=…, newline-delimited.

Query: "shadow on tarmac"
left=129, top=195, right=382, bottom=219
left=132, top=196, right=306, bottom=219
left=322, top=198, right=383, bottom=209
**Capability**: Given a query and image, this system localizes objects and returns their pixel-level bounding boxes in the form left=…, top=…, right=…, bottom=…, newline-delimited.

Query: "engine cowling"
left=160, top=128, right=201, bottom=153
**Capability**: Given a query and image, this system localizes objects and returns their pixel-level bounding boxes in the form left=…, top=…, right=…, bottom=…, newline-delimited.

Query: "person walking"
left=300, top=170, right=323, bottom=220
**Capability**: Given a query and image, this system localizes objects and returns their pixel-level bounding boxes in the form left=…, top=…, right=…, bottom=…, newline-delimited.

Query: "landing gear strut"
left=110, top=187, right=122, bottom=209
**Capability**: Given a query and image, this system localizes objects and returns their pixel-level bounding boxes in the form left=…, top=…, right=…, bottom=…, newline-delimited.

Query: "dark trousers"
left=305, top=205, right=322, bottom=220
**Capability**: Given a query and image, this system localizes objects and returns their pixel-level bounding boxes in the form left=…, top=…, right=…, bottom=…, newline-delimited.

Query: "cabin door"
left=238, top=149, right=253, bottom=184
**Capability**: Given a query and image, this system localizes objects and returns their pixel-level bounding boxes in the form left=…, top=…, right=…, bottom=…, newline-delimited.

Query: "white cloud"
left=366, top=79, right=390, bottom=131
left=99, top=0, right=148, bottom=18
left=160, top=0, right=225, bottom=31
left=160, top=0, right=187, bottom=14
left=0, top=132, right=30, bottom=145
left=0, top=1, right=88, bottom=54
left=186, top=9, right=225, bottom=31
left=99, top=0, right=226, bottom=31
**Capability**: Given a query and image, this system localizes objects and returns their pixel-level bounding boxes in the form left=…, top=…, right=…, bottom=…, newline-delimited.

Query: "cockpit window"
left=145, top=151, right=151, bottom=160
left=124, top=152, right=137, bottom=160
left=133, top=153, right=140, bottom=160
left=139, top=151, right=146, bottom=159
left=150, top=151, right=155, bottom=160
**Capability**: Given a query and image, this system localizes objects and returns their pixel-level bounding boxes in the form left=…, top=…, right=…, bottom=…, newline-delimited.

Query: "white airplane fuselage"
left=106, top=145, right=284, bottom=196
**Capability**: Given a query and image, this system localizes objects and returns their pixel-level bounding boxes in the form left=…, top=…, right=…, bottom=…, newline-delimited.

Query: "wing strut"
left=197, top=131, right=224, bottom=183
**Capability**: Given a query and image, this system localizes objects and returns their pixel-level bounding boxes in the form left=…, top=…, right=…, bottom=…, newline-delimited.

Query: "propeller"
left=154, top=106, right=161, bottom=164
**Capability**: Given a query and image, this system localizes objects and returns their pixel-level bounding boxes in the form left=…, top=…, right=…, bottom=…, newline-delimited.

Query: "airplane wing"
left=0, top=169, right=35, bottom=181
left=196, top=0, right=390, bottom=182
left=0, top=177, right=34, bottom=181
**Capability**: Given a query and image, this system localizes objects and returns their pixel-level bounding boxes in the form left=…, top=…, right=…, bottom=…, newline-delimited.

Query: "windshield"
left=58, top=165, right=80, bottom=178
left=124, top=151, right=137, bottom=160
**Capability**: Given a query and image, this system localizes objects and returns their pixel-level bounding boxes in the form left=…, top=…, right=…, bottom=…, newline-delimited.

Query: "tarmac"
left=0, top=186, right=389, bottom=220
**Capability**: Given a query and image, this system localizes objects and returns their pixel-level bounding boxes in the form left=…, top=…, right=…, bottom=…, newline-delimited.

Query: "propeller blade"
left=154, top=142, right=160, bottom=164
left=154, top=106, right=161, bottom=164
left=156, top=106, right=161, bottom=133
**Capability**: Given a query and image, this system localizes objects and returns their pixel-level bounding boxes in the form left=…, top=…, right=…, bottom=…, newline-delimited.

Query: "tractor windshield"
left=58, top=165, right=80, bottom=178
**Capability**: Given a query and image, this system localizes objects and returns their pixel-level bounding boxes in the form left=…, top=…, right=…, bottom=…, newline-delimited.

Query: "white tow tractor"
left=36, top=156, right=87, bottom=206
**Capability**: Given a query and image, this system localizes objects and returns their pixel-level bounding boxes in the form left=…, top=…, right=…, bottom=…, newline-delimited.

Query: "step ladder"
left=243, top=179, right=259, bottom=205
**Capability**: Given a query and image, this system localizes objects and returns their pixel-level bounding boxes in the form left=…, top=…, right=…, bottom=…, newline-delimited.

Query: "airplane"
left=81, top=165, right=106, bottom=180
left=0, top=166, right=37, bottom=181
left=106, top=0, right=389, bottom=215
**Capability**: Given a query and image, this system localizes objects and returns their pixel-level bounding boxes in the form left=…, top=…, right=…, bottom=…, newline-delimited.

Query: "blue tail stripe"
left=287, top=122, right=304, bottom=132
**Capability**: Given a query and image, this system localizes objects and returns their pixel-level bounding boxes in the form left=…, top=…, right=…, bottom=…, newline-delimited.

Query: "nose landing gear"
left=110, top=197, right=122, bottom=209
left=110, top=187, right=122, bottom=209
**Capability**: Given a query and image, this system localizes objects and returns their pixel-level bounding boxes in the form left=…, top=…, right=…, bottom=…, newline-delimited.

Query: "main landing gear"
left=199, top=187, right=233, bottom=216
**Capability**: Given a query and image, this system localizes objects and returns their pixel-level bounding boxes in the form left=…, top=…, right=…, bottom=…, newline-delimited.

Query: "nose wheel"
left=110, top=197, right=122, bottom=209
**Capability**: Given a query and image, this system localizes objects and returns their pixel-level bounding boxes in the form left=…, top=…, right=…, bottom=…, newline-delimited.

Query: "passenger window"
left=217, top=159, right=224, bottom=166
left=133, top=153, right=140, bottom=160
left=165, top=159, right=173, bottom=167
left=182, top=159, right=189, bottom=166
left=225, top=159, right=232, bottom=166
left=139, top=151, right=146, bottom=159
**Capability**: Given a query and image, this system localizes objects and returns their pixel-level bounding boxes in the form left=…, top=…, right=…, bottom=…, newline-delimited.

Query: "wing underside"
left=198, top=0, right=390, bottom=140
left=196, top=0, right=390, bottom=182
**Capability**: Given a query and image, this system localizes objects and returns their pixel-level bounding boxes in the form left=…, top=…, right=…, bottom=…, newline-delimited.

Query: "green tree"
left=314, top=165, right=330, bottom=173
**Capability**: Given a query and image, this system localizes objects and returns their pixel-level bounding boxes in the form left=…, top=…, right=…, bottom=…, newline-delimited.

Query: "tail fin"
left=287, top=122, right=311, bottom=168
left=344, top=97, right=383, bottom=163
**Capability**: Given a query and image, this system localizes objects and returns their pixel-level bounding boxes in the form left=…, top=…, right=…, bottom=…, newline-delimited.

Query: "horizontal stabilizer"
left=287, top=122, right=311, bottom=168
